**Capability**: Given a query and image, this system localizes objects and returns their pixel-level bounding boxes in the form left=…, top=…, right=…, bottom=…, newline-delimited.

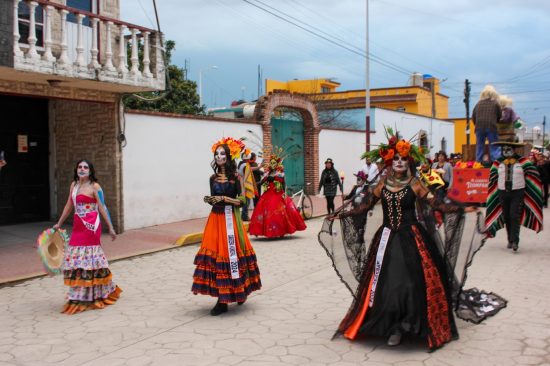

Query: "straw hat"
left=36, top=228, right=68, bottom=275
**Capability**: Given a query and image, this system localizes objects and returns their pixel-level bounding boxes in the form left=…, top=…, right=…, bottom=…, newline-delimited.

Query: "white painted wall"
left=123, top=109, right=455, bottom=229
left=319, top=129, right=366, bottom=193
left=371, top=108, right=455, bottom=157
left=122, top=113, right=262, bottom=230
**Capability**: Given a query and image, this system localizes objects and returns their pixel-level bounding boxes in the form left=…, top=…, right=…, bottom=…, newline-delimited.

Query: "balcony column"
left=42, top=5, right=55, bottom=62
left=25, top=1, right=40, bottom=60
left=74, top=13, right=86, bottom=67
left=103, top=21, right=115, bottom=71
left=154, top=32, right=164, bottom=77
left=129, top=28, right=141, bottom=77
left=13, top=0, right=23, bottom=57
left=58, top=8, right=70, bottom=65
left=117, top=24, right=128, bottom=74
left=89, top=17, right=100, bottom=69
left=142, top=31, right=152, bottom=77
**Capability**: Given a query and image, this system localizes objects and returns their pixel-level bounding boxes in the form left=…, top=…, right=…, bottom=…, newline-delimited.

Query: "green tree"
left=123, top=40, right=203, bottom=115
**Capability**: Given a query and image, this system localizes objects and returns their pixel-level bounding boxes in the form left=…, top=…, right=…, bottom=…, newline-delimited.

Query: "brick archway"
left=253, top=91, right=320, bottom=194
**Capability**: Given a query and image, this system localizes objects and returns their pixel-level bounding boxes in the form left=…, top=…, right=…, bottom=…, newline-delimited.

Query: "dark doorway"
left=0, top=95, right=50, bottom=225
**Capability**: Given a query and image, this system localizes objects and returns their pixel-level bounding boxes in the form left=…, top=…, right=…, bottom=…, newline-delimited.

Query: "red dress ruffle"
left=249, top=182, right=306, bottom=237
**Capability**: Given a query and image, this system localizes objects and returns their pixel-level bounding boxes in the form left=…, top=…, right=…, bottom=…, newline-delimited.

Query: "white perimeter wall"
left=122, top=113, right=262, bottom=230
left=319, top=129, right=366, bottom=193
left=123, top=109, right=455, bottom=230
left=371, top=109, right=455, bottom=156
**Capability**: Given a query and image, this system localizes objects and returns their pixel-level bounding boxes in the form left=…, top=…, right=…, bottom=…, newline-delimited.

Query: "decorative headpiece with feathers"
left=211, top=137, right=245, bottom=160
left=361, top=126, right=426, bottom=166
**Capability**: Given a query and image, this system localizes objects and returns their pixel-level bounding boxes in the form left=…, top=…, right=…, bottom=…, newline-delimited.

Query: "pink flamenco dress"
left=62, top=190, right=121, bottom=314
left=249, top=173, right=306, bottom=237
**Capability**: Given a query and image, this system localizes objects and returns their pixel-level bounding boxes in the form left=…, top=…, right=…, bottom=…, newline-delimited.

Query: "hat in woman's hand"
left=36, top=228, right=68, bottom=275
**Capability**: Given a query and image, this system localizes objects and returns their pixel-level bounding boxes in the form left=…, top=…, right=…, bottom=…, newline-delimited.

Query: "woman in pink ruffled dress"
left=54, top=159, right=121, bottom=314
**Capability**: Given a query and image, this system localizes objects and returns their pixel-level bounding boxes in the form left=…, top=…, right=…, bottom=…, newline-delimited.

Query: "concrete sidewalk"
left=0, top=195, right=340, bottom=284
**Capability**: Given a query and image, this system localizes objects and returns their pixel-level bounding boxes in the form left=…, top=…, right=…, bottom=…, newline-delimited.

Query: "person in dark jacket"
left=472, top=85, right=502, bottom=162
left=319, top=158, right=343, bottom=214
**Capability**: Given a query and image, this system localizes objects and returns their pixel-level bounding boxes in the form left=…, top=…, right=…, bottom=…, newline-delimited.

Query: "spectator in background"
left=319, top=158, right=343, bottom=215
left=432, top=151, right=453, bottom=199
left=249, top=152, right=262, bottom=207
left=472, top=85, right=502, bottom=162
left=361, top=157, right=379, bottom=187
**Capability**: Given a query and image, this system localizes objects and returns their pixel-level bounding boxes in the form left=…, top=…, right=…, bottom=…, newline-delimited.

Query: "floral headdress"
left=211, top=137, right=246, bottom=160
left=361, top=127, right=426, bottom=166
left=266, top=146, right=286, bottom=172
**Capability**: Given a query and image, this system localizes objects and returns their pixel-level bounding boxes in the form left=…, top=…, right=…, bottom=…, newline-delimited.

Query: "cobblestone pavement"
left=1, top=207, right=550, bottom=366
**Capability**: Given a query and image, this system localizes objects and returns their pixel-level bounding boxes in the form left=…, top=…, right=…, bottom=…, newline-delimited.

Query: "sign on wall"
left=17, top=134, right=28, bottom=153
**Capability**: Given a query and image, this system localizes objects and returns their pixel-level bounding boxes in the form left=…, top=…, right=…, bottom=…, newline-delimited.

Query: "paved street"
left=1, top=207, right=550, bottom=366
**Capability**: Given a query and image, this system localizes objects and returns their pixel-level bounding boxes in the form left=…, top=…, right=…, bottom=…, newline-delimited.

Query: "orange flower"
left=384, top=148, right=395, bottom=161
left=395, top=140, right=411, bottom=157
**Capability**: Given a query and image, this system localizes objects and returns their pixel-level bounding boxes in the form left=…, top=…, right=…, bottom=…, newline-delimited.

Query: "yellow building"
left=449, top=118, right=477, bottom=153
left=265, top=76, right=449, bottom=119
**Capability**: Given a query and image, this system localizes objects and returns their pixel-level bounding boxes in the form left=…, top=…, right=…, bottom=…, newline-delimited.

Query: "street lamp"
left=199, top=65, right=218, bottom=108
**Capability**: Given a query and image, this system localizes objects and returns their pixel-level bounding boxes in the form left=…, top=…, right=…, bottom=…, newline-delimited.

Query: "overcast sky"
left=122, top=0, right=550, bottom=127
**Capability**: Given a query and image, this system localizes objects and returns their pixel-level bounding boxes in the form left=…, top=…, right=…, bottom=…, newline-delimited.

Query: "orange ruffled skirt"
left=192, top=210, right=261, bottom=303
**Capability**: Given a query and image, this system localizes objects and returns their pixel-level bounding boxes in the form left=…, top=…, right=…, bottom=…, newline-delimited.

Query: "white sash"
left=369, top=227, right=391, bottom=307
left=72, top=183, right=100, bottom=233
left=224, top=205, right=240, bottom=279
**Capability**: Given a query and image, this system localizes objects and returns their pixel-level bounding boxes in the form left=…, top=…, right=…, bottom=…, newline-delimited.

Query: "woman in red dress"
left=249, top=154, right=306, bottom=237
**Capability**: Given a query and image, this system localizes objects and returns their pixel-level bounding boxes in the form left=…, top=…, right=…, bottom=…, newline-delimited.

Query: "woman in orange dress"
left=191, top=138, right=262, bottom=315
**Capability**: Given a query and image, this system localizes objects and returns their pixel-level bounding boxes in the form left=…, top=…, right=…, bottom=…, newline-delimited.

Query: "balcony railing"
left=12, top=0, right=165, bottom=91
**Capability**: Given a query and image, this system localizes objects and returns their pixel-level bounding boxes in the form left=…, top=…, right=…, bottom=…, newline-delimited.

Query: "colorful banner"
left=447, top=168, right=490, bottom=204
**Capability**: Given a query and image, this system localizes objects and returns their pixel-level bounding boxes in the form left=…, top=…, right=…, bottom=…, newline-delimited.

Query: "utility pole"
left=543, top=115, right=547, bottom=148
left=257, top=65, right=261, bottom=99
left=430, top=80, right=436, bottom=118
left=464, top=79, right=471, bottom=147
left=365, top=0, right=371, bottom=152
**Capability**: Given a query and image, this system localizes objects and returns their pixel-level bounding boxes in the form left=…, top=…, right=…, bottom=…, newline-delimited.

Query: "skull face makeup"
left=215, top=146, right=227, bottom=166
left=502, top=146, right=515, bottom=158
left=270, top=159, right=278, bottom=170
left=392, top=154, right=409, bottom=174
left=77, top=163, right=90, bottom=178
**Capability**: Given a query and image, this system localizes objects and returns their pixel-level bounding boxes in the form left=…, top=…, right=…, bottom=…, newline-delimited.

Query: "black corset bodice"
left=211, top=180, right=238, bottom=198
left=210, top=177, right=240, bottom=213
left=381, top=185, right=418, bottom=230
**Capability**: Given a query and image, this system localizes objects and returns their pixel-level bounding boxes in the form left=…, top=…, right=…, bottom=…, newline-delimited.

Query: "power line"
left=241, top=0, right=413, bottom=76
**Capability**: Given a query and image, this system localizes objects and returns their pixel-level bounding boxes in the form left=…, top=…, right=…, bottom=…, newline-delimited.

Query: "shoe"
left=512, top=242, right=518, bottom=252
left=387, top=330, right=402, bottom=346
left=210, top=302, right=228, bottom=316
left=507, top=242, right=513, bottom=249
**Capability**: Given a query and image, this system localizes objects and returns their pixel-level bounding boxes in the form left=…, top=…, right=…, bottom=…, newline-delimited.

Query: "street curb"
left=1, top=216, right=326, bottom=287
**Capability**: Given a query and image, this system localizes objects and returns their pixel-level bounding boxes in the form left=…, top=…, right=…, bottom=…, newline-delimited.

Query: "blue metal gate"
left=271, top=116, right=304, bottom=193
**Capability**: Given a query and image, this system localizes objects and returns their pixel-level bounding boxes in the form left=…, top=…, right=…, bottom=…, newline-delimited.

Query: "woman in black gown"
left=331, top=137, right=476, bottom=350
